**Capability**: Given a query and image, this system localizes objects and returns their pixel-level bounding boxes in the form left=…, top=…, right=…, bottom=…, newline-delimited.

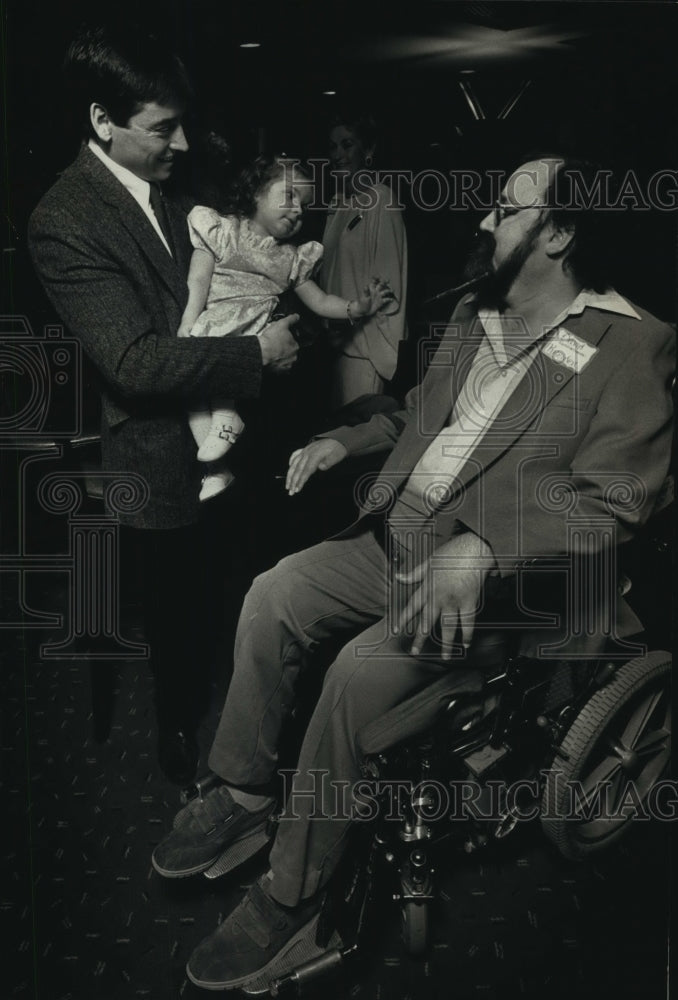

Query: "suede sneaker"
left=151, top=784, right=275, bottom=878
left=186, top=874, right=321, bottom=990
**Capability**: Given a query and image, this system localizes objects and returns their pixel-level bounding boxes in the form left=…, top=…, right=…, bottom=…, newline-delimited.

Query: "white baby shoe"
left=199, top=468, right=236, bottom=502
left=197, top=414, right=245, bottom=462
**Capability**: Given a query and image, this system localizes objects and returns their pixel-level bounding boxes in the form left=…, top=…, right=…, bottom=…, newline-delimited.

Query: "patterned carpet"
left=4, top=614, right=670, bottom=1000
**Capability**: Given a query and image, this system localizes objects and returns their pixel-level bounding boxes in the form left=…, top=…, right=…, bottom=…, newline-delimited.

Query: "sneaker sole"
left=186, top=912, right=321, bottom=991
left=151, top=821, right=270, bottom=879
left=203, top=826, right=271, bottom=880
left=240, top=926, right=343, bottom=995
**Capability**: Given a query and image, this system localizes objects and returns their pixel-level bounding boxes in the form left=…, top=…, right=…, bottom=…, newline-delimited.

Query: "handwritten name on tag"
left=542, top=327, right=598, bottom=373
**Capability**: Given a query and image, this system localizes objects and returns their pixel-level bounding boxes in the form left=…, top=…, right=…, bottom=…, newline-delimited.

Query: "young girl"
left=178, top=154, right=393, bottom=500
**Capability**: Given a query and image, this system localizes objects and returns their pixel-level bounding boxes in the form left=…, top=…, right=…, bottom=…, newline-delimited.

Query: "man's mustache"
left=469, top=230, right=496, bottom=259
left=462, top=230, right=496, bottom=282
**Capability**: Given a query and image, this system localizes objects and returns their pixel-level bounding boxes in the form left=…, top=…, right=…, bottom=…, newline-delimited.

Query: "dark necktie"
left=149, top=183, right=174, bottom=256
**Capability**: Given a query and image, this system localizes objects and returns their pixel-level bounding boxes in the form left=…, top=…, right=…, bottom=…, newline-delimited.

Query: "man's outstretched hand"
left=286, top=439, right=348, bottom=495
left=395, top=532, right=496, bottom=659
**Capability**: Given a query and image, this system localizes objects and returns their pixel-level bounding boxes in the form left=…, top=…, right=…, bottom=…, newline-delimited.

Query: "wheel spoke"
left=577, top=757, right=621, bottom=811
left=581, top=756, right=621, bottom=792
left=605, top=768, right=628, bottom=813
left=634, top=726, right=670, bottom=757
left=619, top=688, right=664, bottom=749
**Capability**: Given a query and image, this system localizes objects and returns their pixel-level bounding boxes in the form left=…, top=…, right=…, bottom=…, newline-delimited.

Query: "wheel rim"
left=569, top=679, right=671, bottom=847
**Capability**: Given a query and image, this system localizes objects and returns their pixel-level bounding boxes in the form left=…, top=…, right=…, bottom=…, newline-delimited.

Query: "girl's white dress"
left=187, top=206, right=323, bottom=338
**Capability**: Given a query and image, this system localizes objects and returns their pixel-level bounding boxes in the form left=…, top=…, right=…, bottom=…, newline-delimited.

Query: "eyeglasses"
left=493, top=200, right=548, bottom=227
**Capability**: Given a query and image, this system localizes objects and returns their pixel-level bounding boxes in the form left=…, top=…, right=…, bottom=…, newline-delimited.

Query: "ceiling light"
left=323, top=90, right=336, bottom=95
left=240, top=42, right=260, bottom=48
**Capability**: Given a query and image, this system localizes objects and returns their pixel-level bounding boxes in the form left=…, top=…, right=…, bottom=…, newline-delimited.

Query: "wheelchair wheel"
left=401, top=900, right=429, bottom=957
left=541, top=651, right=671, bottom=860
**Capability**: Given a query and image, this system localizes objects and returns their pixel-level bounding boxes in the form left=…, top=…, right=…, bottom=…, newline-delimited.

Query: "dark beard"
left=464, top=223, right=544, bottom=311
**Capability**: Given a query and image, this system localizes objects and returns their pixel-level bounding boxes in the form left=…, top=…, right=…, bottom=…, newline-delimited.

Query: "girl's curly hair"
left=222, top=154, right=311, bottom=218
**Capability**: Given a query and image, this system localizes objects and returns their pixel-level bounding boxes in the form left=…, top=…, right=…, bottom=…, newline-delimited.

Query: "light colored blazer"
left=329, top=292, right=675, bottom=655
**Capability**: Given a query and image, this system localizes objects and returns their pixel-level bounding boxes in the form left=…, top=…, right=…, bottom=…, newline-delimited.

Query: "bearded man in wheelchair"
left=151, top=155, right=674, bottom=992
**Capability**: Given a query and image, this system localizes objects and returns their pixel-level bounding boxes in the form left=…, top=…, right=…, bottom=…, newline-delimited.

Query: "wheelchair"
left=239, top=510, right=673, bottom=996
left=178, top=462, right=672, bottom=996
left=235, top=646, right=669, bottom=997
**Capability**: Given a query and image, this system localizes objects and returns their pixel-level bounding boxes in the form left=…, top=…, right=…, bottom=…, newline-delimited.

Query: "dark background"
left=3, top=0, right=678, bottom=322
left=2, top=2, right=676, bottom=999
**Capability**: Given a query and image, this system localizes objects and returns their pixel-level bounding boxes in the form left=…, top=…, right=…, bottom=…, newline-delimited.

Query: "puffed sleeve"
left=289, top=240, right=324, bottom=287
left=187, top=206, right=229, bottom=263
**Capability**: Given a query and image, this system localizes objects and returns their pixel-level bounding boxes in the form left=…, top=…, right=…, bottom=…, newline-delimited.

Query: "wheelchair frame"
left=247, top=646, right=671, bottom=996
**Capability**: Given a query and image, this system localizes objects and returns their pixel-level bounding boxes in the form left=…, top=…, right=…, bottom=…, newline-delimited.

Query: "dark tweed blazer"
left=29, top=144, right=263, bottom=528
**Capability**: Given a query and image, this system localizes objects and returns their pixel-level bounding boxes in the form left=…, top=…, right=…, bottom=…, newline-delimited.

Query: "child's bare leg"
left=197, top=400, right=245, bottom=462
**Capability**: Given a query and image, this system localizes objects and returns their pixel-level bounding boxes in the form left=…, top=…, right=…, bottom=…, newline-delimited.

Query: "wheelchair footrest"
left=202, top=826, right=272, bottom=880
left=462, top=742, right=508, bottom=778
left=241, top=916, right=343, bottom=995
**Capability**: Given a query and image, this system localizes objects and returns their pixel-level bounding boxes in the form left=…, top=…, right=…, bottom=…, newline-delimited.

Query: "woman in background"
left=320, top=113, right=408, bottom=410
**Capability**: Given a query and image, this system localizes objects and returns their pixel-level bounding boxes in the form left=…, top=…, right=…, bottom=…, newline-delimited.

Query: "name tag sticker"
left=542, top=327, right=598, bottom=373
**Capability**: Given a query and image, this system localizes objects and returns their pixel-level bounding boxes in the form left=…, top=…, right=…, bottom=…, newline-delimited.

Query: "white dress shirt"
left=87, top=140, right=173, bottom=256
left=397, top=289, right=641, bottom=515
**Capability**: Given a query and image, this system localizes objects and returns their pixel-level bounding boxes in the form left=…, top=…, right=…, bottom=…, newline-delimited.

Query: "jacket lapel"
left=76, top=145, right=188, bottom=306
left=375, top=304, right=483, bottom=490
left=373, top=302, right=615, bottom=502
left=451, top=306, right=615, bottom=493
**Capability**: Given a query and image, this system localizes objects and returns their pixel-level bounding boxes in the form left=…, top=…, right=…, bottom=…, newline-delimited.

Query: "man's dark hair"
left=535, top=155, right=616, bottom=293
left=64, top=22, right=193, bottom=138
